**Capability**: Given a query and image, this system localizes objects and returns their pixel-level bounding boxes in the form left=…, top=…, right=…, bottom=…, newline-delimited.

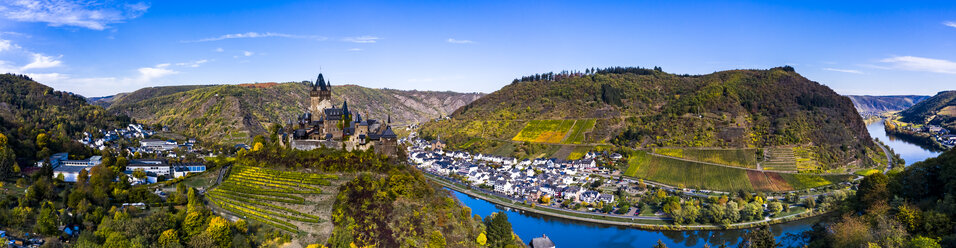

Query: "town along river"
left=446, top=122, right=943, bottom=247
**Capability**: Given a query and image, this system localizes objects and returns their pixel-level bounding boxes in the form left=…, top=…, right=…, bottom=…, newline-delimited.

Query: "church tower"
left=310, top=73, right=333, bottom=113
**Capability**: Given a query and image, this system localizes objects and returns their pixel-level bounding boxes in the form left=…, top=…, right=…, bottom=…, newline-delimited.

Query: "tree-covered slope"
left=846, top=95, right=930, bottom=116
left=105, top=82, right=482, bottom=145
left=422, top=67, right=879, bottom=168
left=899, top=90, right=956, bottom=132
left=0, top=74, right=130, bottom=175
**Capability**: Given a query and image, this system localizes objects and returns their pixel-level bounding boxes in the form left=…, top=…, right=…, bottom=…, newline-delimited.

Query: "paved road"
left=875, top=142, right=894, bottom=174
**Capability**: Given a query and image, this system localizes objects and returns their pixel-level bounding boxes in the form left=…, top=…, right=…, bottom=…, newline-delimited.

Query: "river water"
left=447, top=121, right=943, bottom=247
left=866, top=121, right=943, bottom=166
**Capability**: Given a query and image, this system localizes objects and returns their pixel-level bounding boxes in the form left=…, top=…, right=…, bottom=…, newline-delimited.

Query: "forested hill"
left=0, top=74, right=130, bottom=177
left=899, top=90, right=956, bottom=132
left=846, top=95, right=930, bottom=116
left=425, top=66, right=880, bottom=168
left=103, top=82, right=483, bottom=145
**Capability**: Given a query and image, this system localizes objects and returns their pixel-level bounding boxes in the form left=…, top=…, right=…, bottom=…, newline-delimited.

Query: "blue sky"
left=0, top=0, right=955, bottom=97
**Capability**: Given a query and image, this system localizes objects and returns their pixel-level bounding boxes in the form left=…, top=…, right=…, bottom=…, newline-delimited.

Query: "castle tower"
left=310, top=73, right=333, bottom=113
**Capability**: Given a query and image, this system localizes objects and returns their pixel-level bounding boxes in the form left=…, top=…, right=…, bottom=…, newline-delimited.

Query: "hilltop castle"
left=288, top=73, right=398, bottom=156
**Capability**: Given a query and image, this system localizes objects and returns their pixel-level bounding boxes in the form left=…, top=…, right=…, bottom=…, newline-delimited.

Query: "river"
left=446, top=121, right=943, bottom=247
left=866, top=121, right=943, bottom=166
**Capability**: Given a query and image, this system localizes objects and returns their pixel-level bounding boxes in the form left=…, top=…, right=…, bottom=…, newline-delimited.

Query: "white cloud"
left=342, top=36, right=380, bottom=43
left=243, top=51, right=253, bottom=56
left=0, top=39, right=12, bottom=52
left=183, top=32, right=326, bottom=43
left=176, top=59, right=208, bottom=68
left=879, top=56, right=956, bottom=74
left=0, top=0, right=150, bottom=30
left=137, top=64, right=177, bottom=81
left=945, top=21, right=956, bottom=28
left=447, top=38, right=475, bottom=44
left=347, top=48, right=362, bottom=52
left=215, top=47, right=224, bottom=52
left=822, top=68, right=863, bottom=74
left=21, top=53, right=62, bottom=70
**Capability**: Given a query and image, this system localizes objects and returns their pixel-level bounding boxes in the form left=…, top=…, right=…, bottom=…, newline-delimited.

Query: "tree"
left=655, top=240, right=668, bottom=248
left=205, top=216, right=233, bottom=248
left=484, top=212, right=514, bottom=248
left=187, top=188, right=202, bottom=213
left=767, top=202, right=783, bottom=216
left=427, top=230, right=446, bottom=248
left=35, top=201, right=59, bottom=235
left=103, top=233, right=131, bottom=248
left=0, top=134, right=17, bottom=180
left=857, top=173, right=890, bottom=211
left=183, top=211, right=205, bottom=237
left=476, top=232, right=487, bottom=246
left=132, top=168, right=147, bottom=181
left=908, top=236, right=941, bottom=248
left=158, top=229, right=181, bottom=248
left=738, top=226, right=778, bottom=248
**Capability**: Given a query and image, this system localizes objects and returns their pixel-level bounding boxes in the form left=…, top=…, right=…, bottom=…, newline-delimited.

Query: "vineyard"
left=512, top=120, right=576, bottom=143
left=624, top=150, right=851, bottom=192
left=208, top=165, right=340, bottom=234
left=652, top=148, right=758, bottom=169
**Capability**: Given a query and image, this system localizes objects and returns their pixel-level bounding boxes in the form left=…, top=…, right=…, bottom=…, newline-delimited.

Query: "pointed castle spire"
left=316, top=73, right=327, bottom=91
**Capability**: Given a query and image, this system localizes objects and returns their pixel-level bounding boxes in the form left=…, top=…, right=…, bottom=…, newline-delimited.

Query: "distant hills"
left=899, top=90, right=956, bottom=132
left=96, top=82, right=483, bottom=145
left=846, top=95, right=930, bottom=116
left=421, top=66, right=882, bottom=168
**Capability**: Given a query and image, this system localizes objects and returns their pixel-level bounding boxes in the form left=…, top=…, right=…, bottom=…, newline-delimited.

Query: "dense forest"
left=899, top=90, right=956, bottom=132
left=424, top=67, right=880, bottom=168
left=0, top=74, right=130, bottom=179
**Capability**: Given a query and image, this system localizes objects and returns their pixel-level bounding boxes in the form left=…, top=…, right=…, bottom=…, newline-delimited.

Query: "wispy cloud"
left=347, top=48, right=362, bottom=52
left=822, top=68, right=863, bottom=74
left=447, top=38, right=475, bottom=44
left=182, top=32, right=326, bottom=43
left=214, top=47, right=224, bottom=52
left=879, top=56, right=956, bottom=74
left=342, top=36, right=380, bottom=43
left=0, top=0, right=149, bottom=30
left=945, top=21, right=956, bottom=28
left=243, top=51, right=253, bottom=56
left=175, top=59, right=209, bottom=68
left=21, top=53, right=62, bottom=70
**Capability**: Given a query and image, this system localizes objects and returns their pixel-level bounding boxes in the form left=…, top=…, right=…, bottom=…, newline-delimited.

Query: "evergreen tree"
left=484, top=211, right=514, bottom=248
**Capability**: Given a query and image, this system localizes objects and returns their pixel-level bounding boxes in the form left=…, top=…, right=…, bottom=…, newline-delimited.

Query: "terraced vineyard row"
left=624, top=150, right=851, bottom=192
left=208, top=165, right=338, bottom=232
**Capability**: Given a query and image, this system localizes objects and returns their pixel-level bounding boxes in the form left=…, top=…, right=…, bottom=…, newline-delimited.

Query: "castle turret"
left=310, top=73, right=333, bottom=113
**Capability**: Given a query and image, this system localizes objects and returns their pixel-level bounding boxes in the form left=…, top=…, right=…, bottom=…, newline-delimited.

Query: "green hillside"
left=421, top=66, right=882, bottom=169
left=898, top=90, right=956, bottom=132
left=0, top=74, right=130, bottom=173
left=104, top=82, right=483, bottom=145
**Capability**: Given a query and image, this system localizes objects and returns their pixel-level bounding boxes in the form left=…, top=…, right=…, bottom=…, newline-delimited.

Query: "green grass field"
left=512, top=120, right=576, bottom=143
left=651, top=148, right=758, bottom=169
left=624, top=150, right=754, bottom=192
left=564, top=119, right=596, bottom=144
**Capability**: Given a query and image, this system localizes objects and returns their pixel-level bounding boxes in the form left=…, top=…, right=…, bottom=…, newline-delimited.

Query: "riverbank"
left=427, top=173, right=833, bottom=231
